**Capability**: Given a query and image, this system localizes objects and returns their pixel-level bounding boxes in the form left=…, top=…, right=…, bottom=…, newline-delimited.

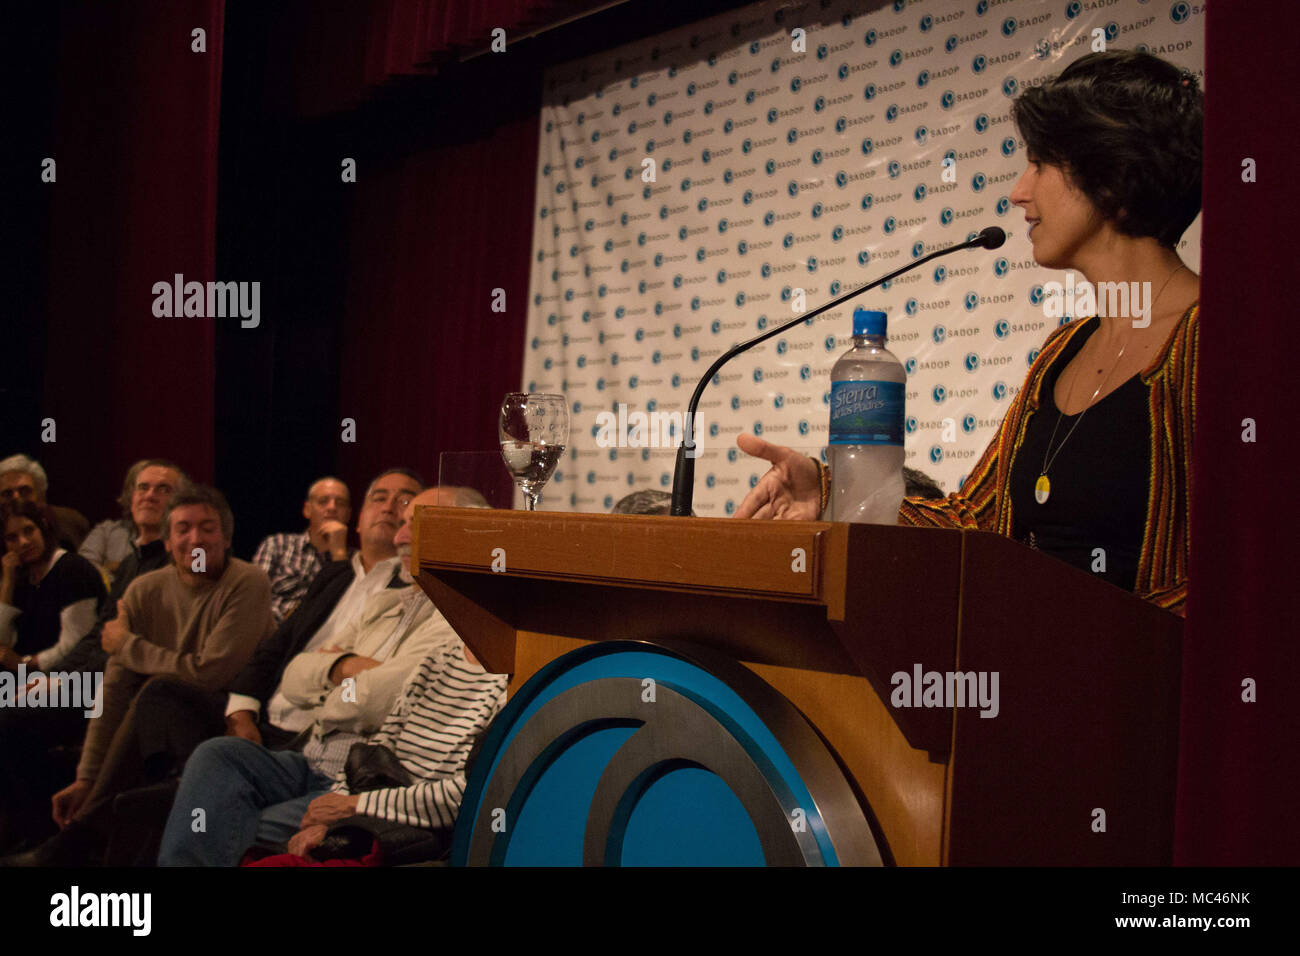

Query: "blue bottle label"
left=829, top=380, right=904, bottom=445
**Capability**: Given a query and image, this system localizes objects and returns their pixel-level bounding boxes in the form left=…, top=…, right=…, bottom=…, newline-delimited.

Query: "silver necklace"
left=1034, top=263, right=1185, bottom=505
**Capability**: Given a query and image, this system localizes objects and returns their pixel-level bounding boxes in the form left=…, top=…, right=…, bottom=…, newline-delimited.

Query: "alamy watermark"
left=890, top=663, right=999, bottom=719
left=0, top=665, right=102, bottom=718
left=151, top=273, right=260, bottom=328
left=593, top=403, right=702, bottom=458
left=1040, top=272, right=1155, bottom=327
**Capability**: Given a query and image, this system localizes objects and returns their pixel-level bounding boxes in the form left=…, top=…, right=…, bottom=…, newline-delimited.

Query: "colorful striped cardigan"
left=896, top=302, right=1198, bottom=618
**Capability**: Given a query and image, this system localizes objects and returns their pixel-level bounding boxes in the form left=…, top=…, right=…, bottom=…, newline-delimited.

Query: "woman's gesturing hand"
left=732, top=434, right=823, bottom=520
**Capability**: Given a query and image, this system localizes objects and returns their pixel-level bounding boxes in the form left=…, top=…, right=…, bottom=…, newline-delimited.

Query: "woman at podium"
left=735, top=50, right=1201, bottom=619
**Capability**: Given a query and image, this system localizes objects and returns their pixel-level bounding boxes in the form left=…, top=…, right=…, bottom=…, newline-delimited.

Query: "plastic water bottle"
left=828, top=308, right=906, bottom=523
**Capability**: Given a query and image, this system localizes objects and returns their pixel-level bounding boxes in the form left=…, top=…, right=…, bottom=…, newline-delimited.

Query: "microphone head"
left=977, top=226, right=1006, bottom=250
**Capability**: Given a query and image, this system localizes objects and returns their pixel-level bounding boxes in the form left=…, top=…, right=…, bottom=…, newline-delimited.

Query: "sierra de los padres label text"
left=829, top=380, right=904, bottom=445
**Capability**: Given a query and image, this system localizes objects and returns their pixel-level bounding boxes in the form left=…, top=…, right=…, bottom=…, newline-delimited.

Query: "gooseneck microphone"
left=669, top=226, right=1006, bottom=516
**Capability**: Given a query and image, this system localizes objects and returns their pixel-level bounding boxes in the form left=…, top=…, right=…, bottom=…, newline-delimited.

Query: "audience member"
left=1, top=485, right=273, bottom=866
left=0, top=501, right=105, bottom=673
left=253, top=476, right=353, bottom=625
left=259, top=640, right=505, bottom=865
left=79, top=459, right=178, bottom=574
left=0, top=454, right=90, bottom=552
left=0, top=460, right=185, bottom=853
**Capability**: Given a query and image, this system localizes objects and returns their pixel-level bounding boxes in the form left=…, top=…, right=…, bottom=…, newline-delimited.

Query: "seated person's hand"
left=52, top=778, right=93, bottom=828
left=732, top=434, right=823, bottom=520
left=300, top=792, right=361, bottom=829
left=101, top=600, right=130, bottom=654
left=287, top=824, right=328, bottom=858
left=225, top=709, right=262, bottom=745
left=315, top=520, right=349, bottom=561
left=327, top=653, right=381, bottom=685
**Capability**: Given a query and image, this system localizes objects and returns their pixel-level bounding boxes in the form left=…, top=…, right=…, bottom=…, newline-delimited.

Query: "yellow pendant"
left=1035, top=474, right=1051, bottom=504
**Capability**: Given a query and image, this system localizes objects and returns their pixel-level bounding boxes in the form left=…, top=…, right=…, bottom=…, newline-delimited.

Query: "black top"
left=1009, top=318, right=1151, bottom=593
left=9, top=550, right=106, bottom=659
left=58, top=537, right=171, bottom=673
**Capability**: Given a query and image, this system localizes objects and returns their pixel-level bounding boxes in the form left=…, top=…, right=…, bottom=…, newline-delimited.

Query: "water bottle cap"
left=853, top=308, right=887, bottom=337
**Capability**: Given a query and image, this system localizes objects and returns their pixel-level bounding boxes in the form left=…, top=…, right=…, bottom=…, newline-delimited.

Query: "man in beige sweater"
left=2, top=485, right=273, bottom=867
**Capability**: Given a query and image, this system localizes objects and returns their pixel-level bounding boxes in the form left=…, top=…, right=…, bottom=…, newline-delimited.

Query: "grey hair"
left=306, top=476, right=350, bottom=502
left=0, top=454, right=49, bottom=497
left=442, top=487, right=491, bottom=509
left=118, top=459, right=189, bottom=517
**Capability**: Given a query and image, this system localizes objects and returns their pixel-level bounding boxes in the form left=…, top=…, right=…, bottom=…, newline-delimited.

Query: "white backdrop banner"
left=521, top=0, right=1205, bottom=515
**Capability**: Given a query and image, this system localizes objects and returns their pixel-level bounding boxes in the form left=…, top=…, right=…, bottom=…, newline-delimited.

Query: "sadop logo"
left=995, top=319, right=1010, bottom=338
left=1029, top=284, right=1045, bottom=306
left=883, top=216, right=897, bottom=234
left=1001, top=17, right=1017, bottom=37
left=905, top=357, right=917, bottom=375
left=972, top=54, right=988, bottom=74
left=930, top=445, right=944, bottom=464
left=1001, top=137, right=1016, bottom=157
left=934, top=265, right=947, bottom=283
left=975, top=113, right=989, bottom=133
left=1003, top=77, right=1019, bottom=97
left=933, top=324, right=947, bottom=343
left=932, top=385, right=947, bottom=405
left=964, top=292, right=979, bottom=311
left=994, top=258, right=1009, bottom=277
left=972, top=172, right=988, bottom=192
left=965, top=353, right=980, bottom=372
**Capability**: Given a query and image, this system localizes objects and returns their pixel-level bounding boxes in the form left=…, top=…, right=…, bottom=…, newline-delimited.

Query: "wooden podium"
left=414, top=506, right=1182, bottom=866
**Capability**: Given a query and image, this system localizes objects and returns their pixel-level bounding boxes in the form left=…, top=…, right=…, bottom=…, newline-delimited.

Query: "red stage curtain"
left=41, top=0, right=224, bottom=512
left=332, top=112, right=539, bottom=500
left=1177, top=1, right=1297, bottom=864
left=283, top=0, right=609, bottom=116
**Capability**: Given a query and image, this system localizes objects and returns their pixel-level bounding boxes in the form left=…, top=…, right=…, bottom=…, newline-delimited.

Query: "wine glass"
left=499, top=393, right=568, bottom=511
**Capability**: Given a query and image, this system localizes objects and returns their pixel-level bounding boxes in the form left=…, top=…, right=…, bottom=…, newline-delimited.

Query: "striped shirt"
left=329, top=644, right=508, bottom=831
left=897, top=303, right=1197, bottom=617
left=252, top=531, right=323, bottom=624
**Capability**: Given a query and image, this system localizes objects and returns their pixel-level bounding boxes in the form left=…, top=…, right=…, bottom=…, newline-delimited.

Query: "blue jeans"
left=158, top=737, right=332, bottom=866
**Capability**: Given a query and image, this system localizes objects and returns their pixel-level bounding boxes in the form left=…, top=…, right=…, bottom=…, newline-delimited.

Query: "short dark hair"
left=163, top=485, right=234, bottom=541
left=118, top=459, right=189, bottom=517
left=1011, top=50, right=1202, bottom=247
left=363, top=468, right=425, bottom=500
left=0, top=500, right=59, bottom=563
left=902, top=467, right=944, bottom=500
